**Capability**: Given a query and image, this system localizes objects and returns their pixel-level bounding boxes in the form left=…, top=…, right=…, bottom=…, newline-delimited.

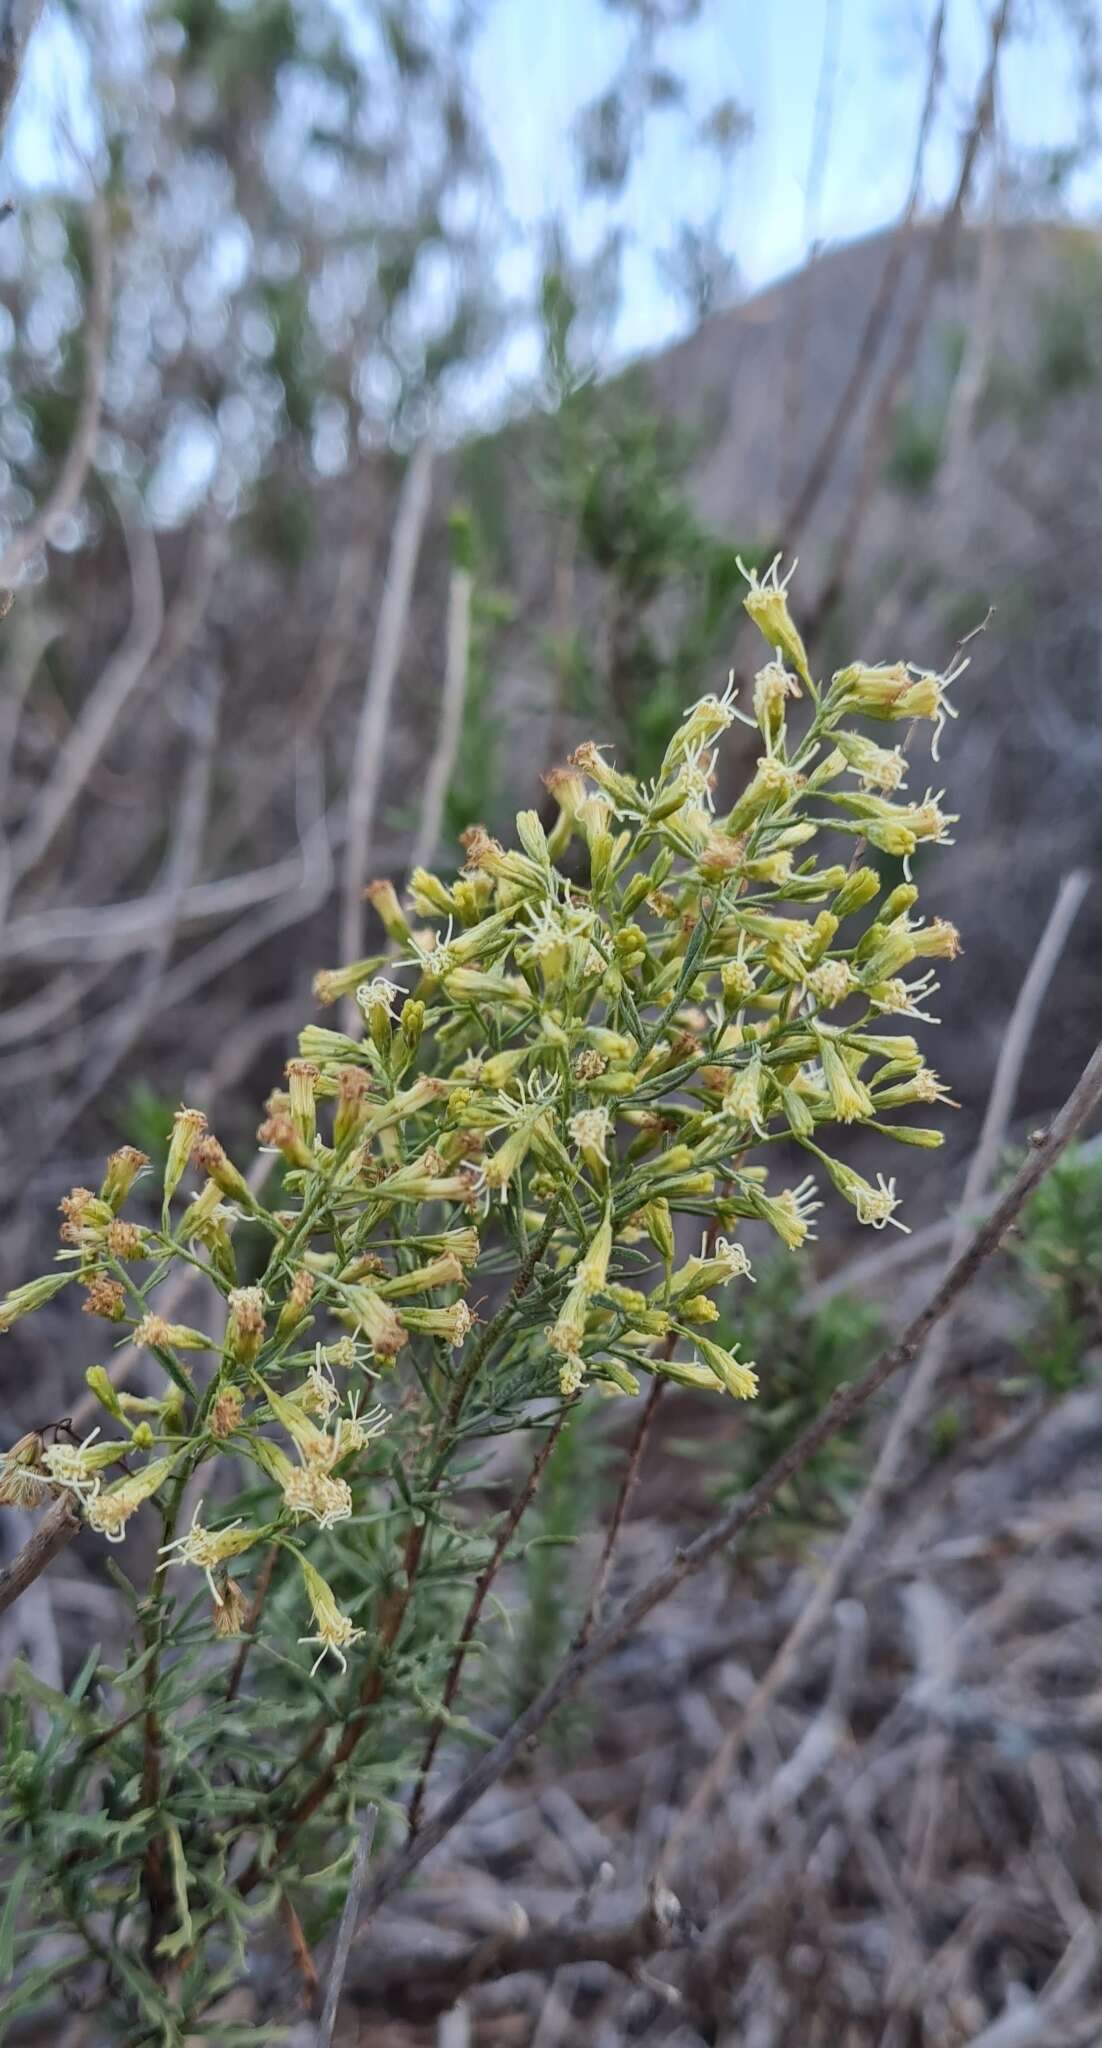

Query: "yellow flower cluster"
left=1, top=561, right=962, bottom=1682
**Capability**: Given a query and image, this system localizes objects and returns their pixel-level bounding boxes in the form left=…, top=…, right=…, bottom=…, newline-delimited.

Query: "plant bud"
left=0, top=1431, right=49, bottom=1509
left=192, top=1136, right=252, bottom=1207
left=737, top=554, right=812, bottom=685
left=285, top=1061, right=319, bottom=1148
left=641, top=1199, right=675, bottom=1263
left=312, top=962, right=384, bottom=1008
left=831, top=868, right=880, bottom=919
left=210, top=1385, right=245, bottom=1438
left=408, top=867, right=455, bottom=918
left=85, top=1365, right=124, bottom=1420
left=164, top=1107, right=207, bottom=1212
left=543, top=767, right=588, bottom=860
left=401, top=999, right=425, bottom=1054
left=99, top=1147, right=150, bottom=1213
left=227, top=1287, right=266, bottom=1365
left=364, top=878, right=411, bottom=944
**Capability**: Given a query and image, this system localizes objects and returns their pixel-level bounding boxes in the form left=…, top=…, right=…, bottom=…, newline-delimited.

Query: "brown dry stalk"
left=0, top=1492, right=79, bottom=1617
left=575, top=1369, right=665, bottom=1654
left=407, top=1407, right=569, bottom=1837
left=225, top=1541, right=280, bottom=1704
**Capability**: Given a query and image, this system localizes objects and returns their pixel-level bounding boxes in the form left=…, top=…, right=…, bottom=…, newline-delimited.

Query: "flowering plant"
left=0, top=565, right=962, bottom=2035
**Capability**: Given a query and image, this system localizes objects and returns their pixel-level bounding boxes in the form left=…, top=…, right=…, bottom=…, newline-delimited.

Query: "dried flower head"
left=0, top=1432, right=49, bottom=1509
left=82, top=1276, right=127, bottom=1322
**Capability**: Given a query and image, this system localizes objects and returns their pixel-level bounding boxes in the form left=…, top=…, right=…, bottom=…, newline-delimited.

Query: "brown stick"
left=575, top=1371, right=664, bottom=1653
left=406, top=1408, right=569, bottom=1836
left=355, top=1040, right=1102, bottom=1924
left=280, top=1890, right=320, bottom=2011
left=225, top=1541, right=280, bottom=1704
left=0, top=1492, right=79, bottom=1616
left=315, top=1803, right=378, bottom=2048
left=341, top=1893, right=687, bottom=2025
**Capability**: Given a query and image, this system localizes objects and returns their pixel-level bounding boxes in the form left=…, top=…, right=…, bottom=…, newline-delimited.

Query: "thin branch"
left=44, top=668, right=222, bottom=1149
left=340, top=438, right=433, bottom=1021
left=239, top=1207, right=565, bottom=1887
left=575, top=1372, right=664, bottom=1652
left=653, top=868, right=1089, bottom=1882
left=0, top=194, right=110, bottom=589
left=6, top=492, right=165, bottom=885
left=0, top=1493, right=79, bottom=1618
left=341, top=1892, right=688, bottom=2025
left=406, top=563, right=472, bottom=880
left=807, top=1128, right=1102, bottom=1314
left=0, top=838, right=332, bottom=963
left=315, top=1804, right=378, bottom=2048
left=225, top=1542, right=280, bottom=1705
left=778, top=0, right=844, bottom=516
left=407, top=1407, right=569, bottom=1837
left=357, top=1039, right=1102, bottom=1923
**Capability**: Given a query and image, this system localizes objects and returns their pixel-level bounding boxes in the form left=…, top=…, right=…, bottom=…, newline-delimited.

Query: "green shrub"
left=0, top=564, right=962, bottom=2038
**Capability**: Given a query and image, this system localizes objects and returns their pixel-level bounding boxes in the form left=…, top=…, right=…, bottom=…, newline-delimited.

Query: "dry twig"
left=0, top=1493, right=79, bottom=1618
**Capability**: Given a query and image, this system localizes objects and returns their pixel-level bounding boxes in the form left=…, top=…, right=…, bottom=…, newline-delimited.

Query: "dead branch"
left=575, top=1374, right=665, bottom=1652
left=0, top=1493, right=79, bottom=1618
left=42, top=668, right=223, bottom=1150
left=207, top=535, right=369, bottom=869
left=407, top=1410, right=569, bottom=1837
left=315, top=1804, right=378, bottom=2048
left=5, top=493, right=165, bottom=888
left=343, top=1891, right=690, bottom=2025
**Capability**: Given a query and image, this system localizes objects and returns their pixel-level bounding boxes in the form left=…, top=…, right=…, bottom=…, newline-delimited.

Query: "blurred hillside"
left=3, top=212, right=1100, bottom=1268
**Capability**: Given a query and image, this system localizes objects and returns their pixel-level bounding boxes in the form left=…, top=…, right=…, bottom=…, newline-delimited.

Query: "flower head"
left=298, top=1559, right=365, bottom=1675
left=159, top=1500, right=259, bottom=1597
left=568, top=1105, right=614, bottom=1164
left=84, top=1457, right=177, bottom=1542
left=737, top=554, right=812, bottom=686
left=42, top=1428, right=131, bottom=1503
left=0, top=1432, right=49, bottom=1509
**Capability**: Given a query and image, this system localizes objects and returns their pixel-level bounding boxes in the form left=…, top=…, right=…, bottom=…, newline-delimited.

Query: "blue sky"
left=5, top=0, right=1098, bottom=404
left=468, top=0, right=1099, bottom=367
